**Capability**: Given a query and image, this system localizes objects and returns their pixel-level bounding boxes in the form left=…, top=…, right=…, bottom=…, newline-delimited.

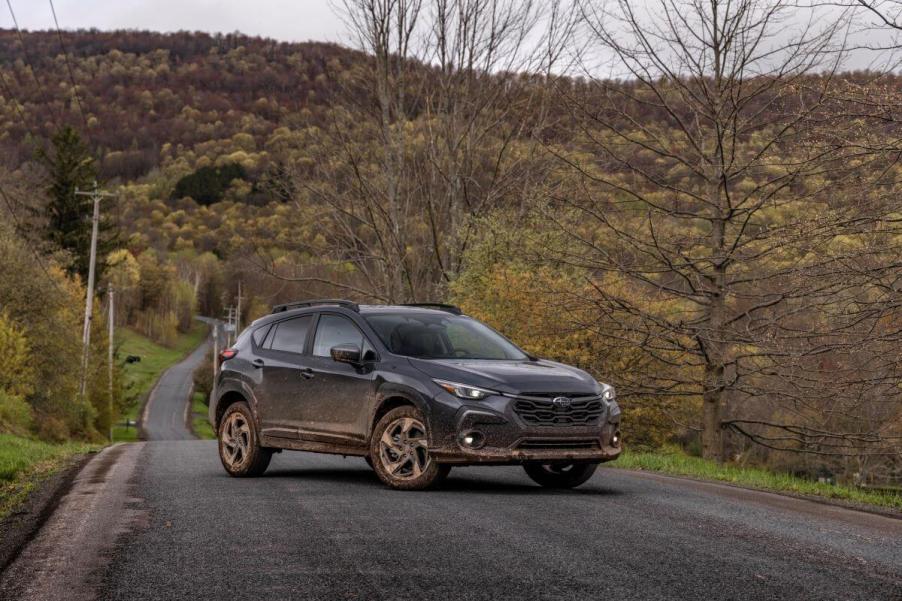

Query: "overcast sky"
left=6, top=0, right=350, bottom=44
left=4, top=0, right=900, bottom=72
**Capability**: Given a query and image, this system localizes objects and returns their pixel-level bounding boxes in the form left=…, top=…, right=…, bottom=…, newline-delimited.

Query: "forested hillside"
left=1, top=0, right=901, bottom=488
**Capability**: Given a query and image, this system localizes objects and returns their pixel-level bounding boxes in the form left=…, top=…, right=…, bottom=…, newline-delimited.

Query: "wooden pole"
left=108, top=287, right=115, bottom=441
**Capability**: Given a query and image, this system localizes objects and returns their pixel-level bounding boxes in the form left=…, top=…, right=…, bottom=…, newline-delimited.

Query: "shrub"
left=0, top=390, right=33, bottom=436
left=192, top=348, right=214, bottom=406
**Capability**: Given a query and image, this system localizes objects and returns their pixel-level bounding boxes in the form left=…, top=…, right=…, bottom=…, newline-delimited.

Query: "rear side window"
left=252, top=324, right=271, bottom=347
left=268, top=315, right=313, bottom=354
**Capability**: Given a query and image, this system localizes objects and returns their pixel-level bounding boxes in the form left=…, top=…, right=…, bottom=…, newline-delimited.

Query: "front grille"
left=513, top=396, right=605, bottom=426
left=517, top=439, right=600, bottom=450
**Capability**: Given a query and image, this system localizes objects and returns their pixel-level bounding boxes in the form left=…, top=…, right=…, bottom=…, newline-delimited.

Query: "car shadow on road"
left=260, top=466, right=623, bottom=496
left=438, top=474, right=623, bottom=497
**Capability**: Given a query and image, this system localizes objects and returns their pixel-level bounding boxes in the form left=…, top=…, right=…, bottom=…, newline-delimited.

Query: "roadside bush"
left=192, top=348, right=214, bottom=405
left=0, top=224, right=98, bottom=440
left=0, top=391, right=32, bottom=436
left=0, top=311, right=35, bottom=400
left=0, top=312, right=35, bottom=435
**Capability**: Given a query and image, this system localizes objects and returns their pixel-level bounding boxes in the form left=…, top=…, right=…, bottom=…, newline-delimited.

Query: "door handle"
left=299, top=368, right=315, bottom=380
left=252, top=358, right=265, bottom=369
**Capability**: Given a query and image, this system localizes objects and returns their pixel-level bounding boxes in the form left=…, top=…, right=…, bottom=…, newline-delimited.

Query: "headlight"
left=434, top=379, right=497, bottom=400
left=602, top=386, right=616, bottom=401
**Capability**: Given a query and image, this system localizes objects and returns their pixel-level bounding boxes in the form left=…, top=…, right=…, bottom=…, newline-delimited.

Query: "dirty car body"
left=210, top=300, right=622, bottom=488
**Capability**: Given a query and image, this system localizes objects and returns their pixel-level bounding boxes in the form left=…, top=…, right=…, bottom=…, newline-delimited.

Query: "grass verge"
left=114, top=322, right=208, bottom=442
left=0, top=434, right=99, bottom=520
left=608, top=446, right=902, bottom=511
left=190, top=392, right=216, bottom=440
left=0, top=323, right=207, bottom=521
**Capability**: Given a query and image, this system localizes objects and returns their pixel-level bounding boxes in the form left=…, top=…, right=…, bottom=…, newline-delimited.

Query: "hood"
left=408, top=357, right=600, bottom=396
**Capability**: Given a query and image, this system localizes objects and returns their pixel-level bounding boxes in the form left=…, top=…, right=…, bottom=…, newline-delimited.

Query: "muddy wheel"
left=370, top=406, right=450, bottom=490
left=218, top=402, right=272, bottom=477
left=523, top=462, right=598, bottom=489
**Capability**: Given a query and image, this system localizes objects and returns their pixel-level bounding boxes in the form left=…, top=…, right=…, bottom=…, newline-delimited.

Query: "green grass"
left=190, top=392, right=216, bottom=440
left=0, top=323, right=208, bottom=520
left=113, top=322, right=208, bottom=442
left=0, top=434, right=99, bottom=520
left=608, top=446, right=902, bottom=511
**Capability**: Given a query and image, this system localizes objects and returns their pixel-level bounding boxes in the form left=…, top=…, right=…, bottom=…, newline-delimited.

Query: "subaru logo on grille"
left=552, top=396, right=572, bottom=409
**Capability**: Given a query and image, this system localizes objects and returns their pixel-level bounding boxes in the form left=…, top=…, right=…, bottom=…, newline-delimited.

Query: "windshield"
left=364, top=313, right=528, bottom=360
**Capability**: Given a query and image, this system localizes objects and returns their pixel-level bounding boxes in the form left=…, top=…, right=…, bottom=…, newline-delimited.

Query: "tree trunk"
left=702, top=363, right=724, bottom=462
left=702, top=208, right=727, bottom=462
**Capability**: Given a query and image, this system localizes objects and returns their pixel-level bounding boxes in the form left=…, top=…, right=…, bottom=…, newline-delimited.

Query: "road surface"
left=1, top=338, right=900, bottom=600
left=141, top=316, right=221, bottom=441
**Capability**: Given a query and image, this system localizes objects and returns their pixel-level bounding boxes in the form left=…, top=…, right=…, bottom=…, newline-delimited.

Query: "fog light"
left=611, top=430, right=621, bottom=447
left=460, top=430, right=485, bottom=449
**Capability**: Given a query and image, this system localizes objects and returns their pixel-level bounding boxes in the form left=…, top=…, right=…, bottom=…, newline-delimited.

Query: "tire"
left=369, top=406, right=450, bottom=490
left=218, top=401, right=272, bottom=477
left=523, top=461, right=598, bottom=489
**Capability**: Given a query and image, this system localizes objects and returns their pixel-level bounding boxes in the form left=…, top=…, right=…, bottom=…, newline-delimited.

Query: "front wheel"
left=523, top=462, right=598, bottom=489
left=218, top=402, right=272, bottom=477
left=369, top=406, right=450, bottom=490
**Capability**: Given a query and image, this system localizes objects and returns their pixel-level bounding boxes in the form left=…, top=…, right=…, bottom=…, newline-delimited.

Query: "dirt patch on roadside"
left=0, top=453, right=94, bottom=573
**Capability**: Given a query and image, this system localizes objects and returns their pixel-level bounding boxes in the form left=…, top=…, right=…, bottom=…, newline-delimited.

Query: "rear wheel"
left=523, top=462, right=598, bottom=489
left=370, top=406, right=450, bottom=490
left=218, top=402, right=272, bottom=477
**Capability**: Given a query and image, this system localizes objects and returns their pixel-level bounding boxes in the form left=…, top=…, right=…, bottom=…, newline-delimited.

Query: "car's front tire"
left=523, top=461, right=598, bottom=489
left=369, top=406, right=450, bottom=490
left=218, top=401, right=272, bottom=477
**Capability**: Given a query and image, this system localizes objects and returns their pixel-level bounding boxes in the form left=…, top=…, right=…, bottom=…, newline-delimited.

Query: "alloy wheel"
left=221, top=411, right=251, bottom=470
left=378, top=416, right=432, bottom=480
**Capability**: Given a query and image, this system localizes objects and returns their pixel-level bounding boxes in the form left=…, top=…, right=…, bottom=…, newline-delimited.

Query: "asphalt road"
left=141, top=317, right=218, bottom=440
left=2, top=337, right=901, bottom=601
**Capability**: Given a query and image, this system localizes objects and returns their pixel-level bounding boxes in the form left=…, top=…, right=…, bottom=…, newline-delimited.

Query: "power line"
left=47, top=0, right=88, bottom=127
left=0, top=4, right=67, bottom=296
left=4, top=0, right=62, bottom=125
left=0, top=183, right=69, bottom=298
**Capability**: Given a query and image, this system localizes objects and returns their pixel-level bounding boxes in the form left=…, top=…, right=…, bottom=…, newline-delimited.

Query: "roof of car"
left=250, top=302, right=463, bottom=328
left=357, top=304, right=462, bottom=315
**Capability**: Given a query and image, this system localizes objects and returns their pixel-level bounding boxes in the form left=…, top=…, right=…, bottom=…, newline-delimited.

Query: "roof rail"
left=271, top=299, right=360, bottom=314
left=401, top=303, right=463, bottom=315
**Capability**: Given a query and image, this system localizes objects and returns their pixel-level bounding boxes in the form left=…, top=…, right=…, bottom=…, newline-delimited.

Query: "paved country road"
left=141, top=329, right=210, bottom=441
left=2, top=339, right=901, bottom=601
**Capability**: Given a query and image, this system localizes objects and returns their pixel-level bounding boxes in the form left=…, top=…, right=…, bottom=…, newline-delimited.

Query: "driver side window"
left=313, top=314, right=372, bottom=358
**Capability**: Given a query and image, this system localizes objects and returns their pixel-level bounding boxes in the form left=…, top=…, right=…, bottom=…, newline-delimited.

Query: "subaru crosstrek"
left=210, top=300, right=621, bottom=490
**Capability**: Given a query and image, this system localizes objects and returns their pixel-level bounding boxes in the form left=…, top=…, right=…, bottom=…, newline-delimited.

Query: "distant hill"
left=0, top=29, right=358, bottom=178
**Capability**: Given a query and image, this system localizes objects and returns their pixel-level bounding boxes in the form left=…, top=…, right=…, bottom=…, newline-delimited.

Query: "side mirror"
left=330, top=344, right=361, bottom=365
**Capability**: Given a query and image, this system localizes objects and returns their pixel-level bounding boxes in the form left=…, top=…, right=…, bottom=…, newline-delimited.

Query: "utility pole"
left=236, top=281, right=242, bottom=337
left=75, top=182, right=116, bottom=400
left=224, top=306, right=235, bottom=346
left=211, top=323, right=218, bottom=407
left=107, top=287, right=115, bottom=441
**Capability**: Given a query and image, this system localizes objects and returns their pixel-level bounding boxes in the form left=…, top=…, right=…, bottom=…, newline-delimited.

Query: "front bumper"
left=427, top=394, right=622, bottom=465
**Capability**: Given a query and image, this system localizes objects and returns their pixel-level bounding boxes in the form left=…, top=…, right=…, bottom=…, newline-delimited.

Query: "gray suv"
left=211, top=300, right=621, bottom=490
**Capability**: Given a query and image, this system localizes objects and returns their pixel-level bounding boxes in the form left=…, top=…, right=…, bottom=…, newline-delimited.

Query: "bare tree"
left=545, top=0, right=902, bottom=462
left=273, top=0, right=575, bottom=302
left=415, top=0, right=576, bottom=284
left=856, top=0, right=902, bottom=29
